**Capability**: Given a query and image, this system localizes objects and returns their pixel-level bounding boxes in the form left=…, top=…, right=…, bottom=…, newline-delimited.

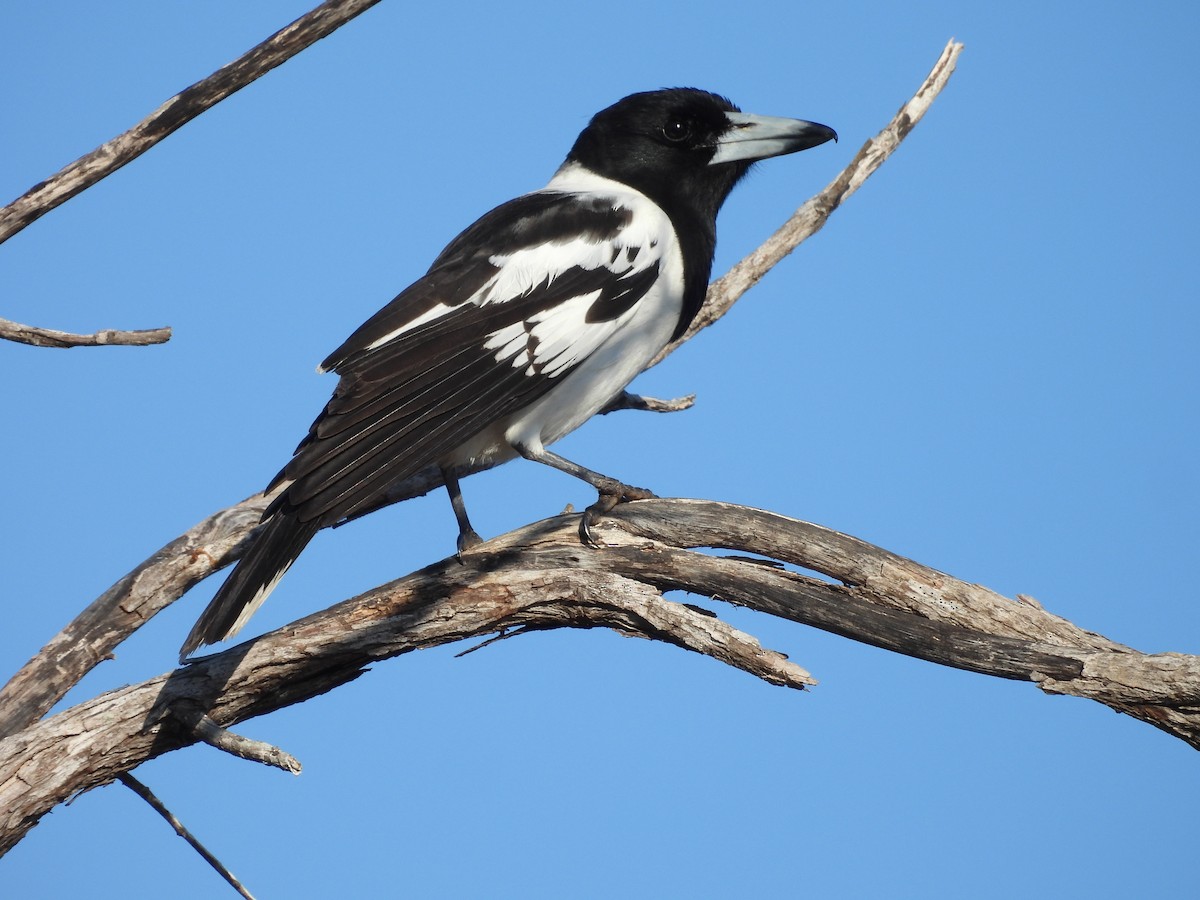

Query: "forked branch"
left=0, top=0, right=384, bottom=351
left=3, top=500, right=1197, bottom=856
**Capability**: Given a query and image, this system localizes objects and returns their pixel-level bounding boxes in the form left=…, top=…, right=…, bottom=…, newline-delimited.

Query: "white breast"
left=447, top=167, right=685, bottom=467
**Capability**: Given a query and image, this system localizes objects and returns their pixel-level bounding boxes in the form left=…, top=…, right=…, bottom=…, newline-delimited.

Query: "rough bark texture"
left=3, top=501, right=1198, bottom=855
left=0, top=499, right=267, bottom=737
left=0, top=318, right=172, bottom=348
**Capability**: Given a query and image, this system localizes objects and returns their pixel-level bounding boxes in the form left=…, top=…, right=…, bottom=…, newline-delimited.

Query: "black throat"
left=564, top=91, right=753, bottom=340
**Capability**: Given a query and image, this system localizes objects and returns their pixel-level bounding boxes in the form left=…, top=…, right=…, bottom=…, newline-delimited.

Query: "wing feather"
left=270, top=190, right=666, bottom=528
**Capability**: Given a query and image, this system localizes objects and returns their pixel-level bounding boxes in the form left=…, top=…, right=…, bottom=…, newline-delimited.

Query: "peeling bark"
left=3, top=501, right=1198, bottom=856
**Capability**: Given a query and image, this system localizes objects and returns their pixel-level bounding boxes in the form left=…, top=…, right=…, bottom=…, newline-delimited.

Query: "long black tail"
left=179, top=511, right=320, bottom=661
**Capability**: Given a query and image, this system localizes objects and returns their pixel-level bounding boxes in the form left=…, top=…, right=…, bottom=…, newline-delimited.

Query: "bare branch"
left=0, top=317, right=172, bottom=349
left=4, top=31, right=1191, bottom=884
left=0, top=538, right=814, bottom=854
left=3, top=499, right=1197, bottom=855
left=118, top=774, right=257, bottom=900
left=601, top=390, right=696, bottom=414
left=650, top=38, right=965, bottom=367
left=174, top=706, right=302, bottom=775
left=0, top=495, right=269, bottom=738
left=0, top=0, right=382, bottom=246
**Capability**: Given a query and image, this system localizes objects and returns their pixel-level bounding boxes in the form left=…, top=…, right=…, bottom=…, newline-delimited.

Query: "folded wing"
left=272, top=190, right=665, bottom=529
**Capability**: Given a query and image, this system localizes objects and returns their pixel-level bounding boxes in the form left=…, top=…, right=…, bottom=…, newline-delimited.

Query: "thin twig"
left=601, top=390, right=696, bottom=414
left=0, top=317, right=171, bottom=349
left=650, top=38, right=965, bottom=367
left=177, top=707, right=302, bottom=775
left=118, top=773, right=257, bottom=900
left=0, top=0, right=383, bottom=246
left=454, top=627, right=525, bottom=657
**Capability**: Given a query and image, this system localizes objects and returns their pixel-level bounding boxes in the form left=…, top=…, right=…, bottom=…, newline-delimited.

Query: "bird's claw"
left=456, top=528, right=484, bottom=559
left=579, top=482, right=657, bottom=547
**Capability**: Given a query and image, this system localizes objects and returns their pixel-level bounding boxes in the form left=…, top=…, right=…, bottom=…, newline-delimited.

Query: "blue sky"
left=3, top=2, right=1198, bottom=896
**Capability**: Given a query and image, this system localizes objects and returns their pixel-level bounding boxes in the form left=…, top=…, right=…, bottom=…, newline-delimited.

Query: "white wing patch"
left=524, top=292, right=610, bottom=376
left=480, top=231, right=663, bottom=379
left=366, top=166, right=674, bottom=385
left=361, top=222, right=642, bottom=357
left=484, top=238, right=626, bottom=302
left=483, top=290, right=616, bottom=377
left=478, top=165, right=672, bottom=379
left=362, top=303, right=457, bottom=352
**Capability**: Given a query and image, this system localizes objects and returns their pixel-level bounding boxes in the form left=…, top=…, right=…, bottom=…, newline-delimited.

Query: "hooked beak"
left=709, top=112, right=838, bottom=166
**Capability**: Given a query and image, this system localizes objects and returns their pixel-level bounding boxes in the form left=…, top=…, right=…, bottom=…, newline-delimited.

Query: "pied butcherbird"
left=180, top=88, right=835, bottom=660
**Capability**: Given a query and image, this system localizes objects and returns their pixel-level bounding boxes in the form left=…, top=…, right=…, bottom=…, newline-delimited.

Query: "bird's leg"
left=441, top=466, right=483, bottom=555
left=510, top=442, right=656, bottom=547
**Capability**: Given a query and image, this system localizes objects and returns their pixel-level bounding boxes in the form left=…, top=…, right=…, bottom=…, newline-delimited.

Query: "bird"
left=180, top=87, right=836, bottom=661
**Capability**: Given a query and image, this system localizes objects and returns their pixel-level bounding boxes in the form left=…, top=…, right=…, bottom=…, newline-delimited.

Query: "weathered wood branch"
left=0, top=497, right=267, bottom=737
left=175, top=706, right=302, bottom=775
left=3, top=499, right=1197, bottom=855
left=118, top=774, right=257, bottom=900
left=601, top=390, right=696, bottom=414
left=0, top=318, right=172, bottom=349
left=651, top=39, right=964, bottom=365
left=0, top=0, right=382, bottom=247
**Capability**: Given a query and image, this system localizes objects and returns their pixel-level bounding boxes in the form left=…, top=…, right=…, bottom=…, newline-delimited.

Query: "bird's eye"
left=662, top=117, right=692, bottom=143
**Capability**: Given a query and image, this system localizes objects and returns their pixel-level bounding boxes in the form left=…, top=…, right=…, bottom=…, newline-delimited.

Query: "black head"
left=564, top=88, right=836, bottom=226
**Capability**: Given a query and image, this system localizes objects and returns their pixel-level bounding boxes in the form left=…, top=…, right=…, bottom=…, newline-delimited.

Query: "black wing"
left=271, top=190, right=665, bottom=528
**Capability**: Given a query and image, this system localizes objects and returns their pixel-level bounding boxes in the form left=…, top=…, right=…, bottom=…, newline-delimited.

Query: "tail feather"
left=179, top=512, right=320, bottom=662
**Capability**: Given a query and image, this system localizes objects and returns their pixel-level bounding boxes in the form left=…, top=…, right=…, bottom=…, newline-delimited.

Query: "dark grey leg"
left=441, top=466, right=483, bottom=554
left=510, top=442, right=656, bottom=546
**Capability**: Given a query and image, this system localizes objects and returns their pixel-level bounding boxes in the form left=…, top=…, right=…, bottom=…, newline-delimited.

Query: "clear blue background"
left=3, top=2, right=1198, bottom=897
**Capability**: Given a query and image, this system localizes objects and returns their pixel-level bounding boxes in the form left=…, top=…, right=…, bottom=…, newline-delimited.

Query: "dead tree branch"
left=651, top=38, right=964, bottom=365
left=15, top=38, right=1167, bottom=868
left=0, top=0, right=382, bottom=355
left=118, top=774, right=257, bottom=900
left=0, top=0, right=382, bottom=248
left=0, top=497, right=268, bottom=737
left=174, top=706, right=302, bottom=775
left=3, top=500, right=1197, bottom=855
left=601, top=390, right=696, bottom=414
left=0, top=318, right=172, bottom=349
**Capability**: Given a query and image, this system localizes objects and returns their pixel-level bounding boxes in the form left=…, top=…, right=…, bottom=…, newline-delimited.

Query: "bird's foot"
left=456, top=528, right=484, bottom=559
left=579, top=479, right=657, bottom=547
